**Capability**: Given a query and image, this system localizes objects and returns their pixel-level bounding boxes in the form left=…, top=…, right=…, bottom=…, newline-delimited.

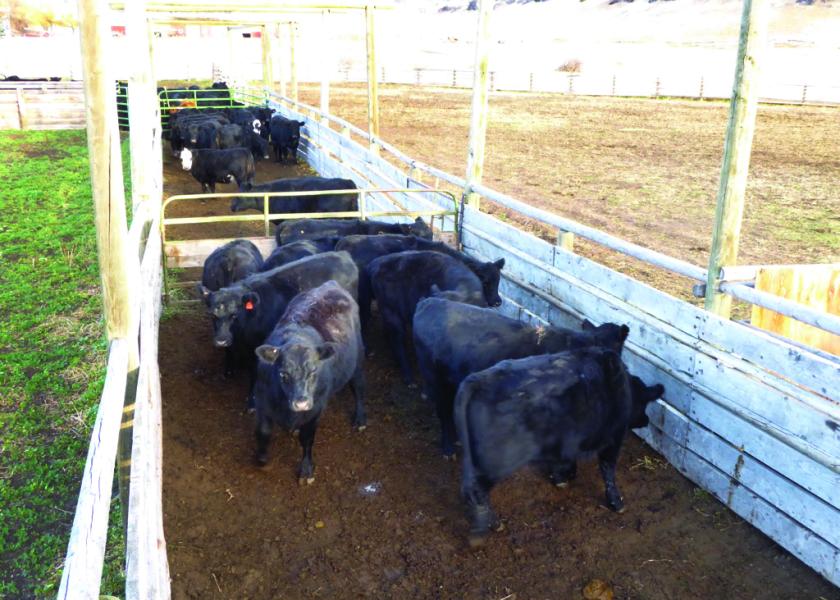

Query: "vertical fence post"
left=320, top=11, right=330, bottom=125
left=611, top=73, right=616, bottom=96
left=529, top=72, right=534, bottom=92
left=655, top=76, right=661, bottom=98
left=415, top=68, right=421, bottom=86
left=15, top=87, right=25, bottom=129
left=490, top=70, right=495, bottom=91
left=365, top=3, right=380, bottom=144
left=359, top=190, right=367, bottom=221
left=463, top=0, right=492, bottom=211
left=261, top=24, right=273, bottom=101
left=263, top=194, right=270, bottom=237
left=801, top=84, right=808, bottom=104
left=289, top=21, right=298, bottom=103
left=567, top=74, right=574, bottom=94
left=705, top=0, right=768, bottom=317
left=557, top=229, right=574, bottom=253
left=453, top=69, right=458, bottom=87
left=276, top=23, right=287, bottom=100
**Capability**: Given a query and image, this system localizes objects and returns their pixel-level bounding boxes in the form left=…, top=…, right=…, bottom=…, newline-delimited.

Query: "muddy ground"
left=159, top=151, right=836, bottom=599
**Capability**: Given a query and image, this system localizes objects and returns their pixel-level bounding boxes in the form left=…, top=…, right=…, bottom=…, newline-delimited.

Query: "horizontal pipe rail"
left=721, top=282, right=840, bottom=338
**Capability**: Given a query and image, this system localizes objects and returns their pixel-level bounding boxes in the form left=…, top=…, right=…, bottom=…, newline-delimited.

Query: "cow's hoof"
left=467, top=531, right=489, bottom=548
left=442, top=452, right=456, bottom=461
left=298, top=476, right=315, bottom=486
left=555, top=481, right=569, bottom=489
left=355, top=424, right=367, bottom=432
left=254, top=454, right=269, bottom=467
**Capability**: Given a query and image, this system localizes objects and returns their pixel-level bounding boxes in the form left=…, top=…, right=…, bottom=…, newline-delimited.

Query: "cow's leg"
left=381, top=308, right=412, bottom=384
left=209, top=181, right=216, bottom=193
left=297, top=418, right=319, bottom=485
left=348, top=366, right=367, bottom=431
left=598, top=438, right=625, bottom=512
left=550, top=460, right=578, bottom=488
left=462, top=471, right=499, bottom=547
left=358, top=277, right=373, bottom=351
left=245, top=356, right=257, bottom=411
left=254, top=414, right=274, bottom=466
left=437, top=392, right=458, bottom=460
left=223, top=347, right=235, bottom=379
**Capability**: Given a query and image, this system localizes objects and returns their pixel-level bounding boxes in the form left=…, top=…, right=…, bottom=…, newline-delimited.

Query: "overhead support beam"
left=463, top=0, right=492, bottom=210
left=704, top=0, right=768, bottom=317
left=110, top=1, right=395, bottom=11
left=365, top=2, right=379, bottom=143
left=276, top=23, right=287, bottom=99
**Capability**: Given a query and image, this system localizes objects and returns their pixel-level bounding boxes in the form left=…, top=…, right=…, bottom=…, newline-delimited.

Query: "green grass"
left=0, top=130, right=129, bottom=598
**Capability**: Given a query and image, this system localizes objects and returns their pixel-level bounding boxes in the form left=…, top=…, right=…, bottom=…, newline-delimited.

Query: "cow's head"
left=581, top=319, right=631, bottom=354
left=231, top=183, right=259, bottom=212
left=179, top=148, right=193, bottom=171
left=255, top=341, right=336, bottom=413
left=251, top=118, right=261, bottom=135
left=471, top=258, right=505, bottom=308
left=205, top=287, right=260, bottom=347
left=628, top=375, right=665, bottom=429
left=402, top=217, right=433, bottom=240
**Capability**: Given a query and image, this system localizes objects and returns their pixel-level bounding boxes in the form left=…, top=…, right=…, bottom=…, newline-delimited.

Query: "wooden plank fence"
left=269, top=90, right=840, bottom=587
left=0, top=82, right=86, bottom=130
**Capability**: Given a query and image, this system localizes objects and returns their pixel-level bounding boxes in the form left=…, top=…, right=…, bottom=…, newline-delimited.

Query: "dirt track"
left=159, top=152, right=836, bottom=599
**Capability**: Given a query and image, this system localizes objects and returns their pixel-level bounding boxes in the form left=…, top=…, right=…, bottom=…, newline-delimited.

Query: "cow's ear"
left=619, top=324, right=630, bottom=341
left=242, top=291, right=260, bottom=313
left=414, top=217, right=424, bottom=224
left=430, top=284, right=442, bottom=297
left=581, top=319, right=594, bottom=331
left=317, top=343, right=337, bottom=360
left=297, top=121, right=306, bottom=127
left=493, top=258, right=505, bottom=270
left=256, top=345, right=281, bottom=364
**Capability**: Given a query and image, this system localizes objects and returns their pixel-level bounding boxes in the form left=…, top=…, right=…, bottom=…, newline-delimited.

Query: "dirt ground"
left=159, top=152, right=836, bottom=599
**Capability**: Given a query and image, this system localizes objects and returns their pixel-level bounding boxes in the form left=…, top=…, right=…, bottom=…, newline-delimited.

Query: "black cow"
left=454, top=349, right=665, bottom=545
left=204, top=251, right=358, bottom=408
left=253, top=281, right=366, bottom=483
left=413, top=297, right=630, bottom=457
left=367, top=250, right=501, bottom=384
left=270, top=115, right=305, bottom=163
left=335, top=234, right=504, bottom=336
left=217, top=124, right=270, bottom=161
left=226, top=108, right=262, bottom=135
left=231, top=177, right=359, bottom=218
left=198, top=239, right=264, bottom=378
left=276, top=217, right=433, bottom=245
left=180, top=147, right=255, bottom=193
left=262, top=237, right=340, bottom=271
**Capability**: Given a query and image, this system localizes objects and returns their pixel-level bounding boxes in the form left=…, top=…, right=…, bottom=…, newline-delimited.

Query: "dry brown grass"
left=299, top=83, right=839, bottom=302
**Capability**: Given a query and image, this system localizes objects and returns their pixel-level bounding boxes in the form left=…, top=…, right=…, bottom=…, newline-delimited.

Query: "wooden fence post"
left=612, top=73, right=616, bottom=96
left=15, top=87, right=25, bottom=129
left=365, top=3, right=380, bottom=143
left=463, top=0, right=492, bottom=211
left=557, top=229, right=574, bottom=253
left=699, top=75, right=705, bottom=99
left=529, top=72, right=534, bottom=92
left=705, top=0, right=768, bottom=317
left=320, top=11, right=330, bottom=124
left=289, top=21, right=298, bottom=103
left=801, top=84, right=808, bottom=104
left=261, top=24, right=273, bottom=99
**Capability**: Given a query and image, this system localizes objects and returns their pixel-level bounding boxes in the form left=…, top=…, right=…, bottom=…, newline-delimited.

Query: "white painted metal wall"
left=270, top=93, right=840, bottom=587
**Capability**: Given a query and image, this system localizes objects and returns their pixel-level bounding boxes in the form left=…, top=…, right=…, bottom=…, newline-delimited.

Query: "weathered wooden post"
left=704, top=0, right=768, bottom=317
left=289, top=21, right=298, bottom=103
left=463, top=0, right=492, bottom=210
left=261, top=24, right=273, bottom=100
left=320, top=10, right=331, bottom=125
left=58, top=0, right=135, bottom=594
left=365, top=2, right=380, bottom=146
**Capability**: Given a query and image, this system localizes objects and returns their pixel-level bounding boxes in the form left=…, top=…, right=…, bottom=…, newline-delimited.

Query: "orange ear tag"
left=245, top=300, right=255, bottom=311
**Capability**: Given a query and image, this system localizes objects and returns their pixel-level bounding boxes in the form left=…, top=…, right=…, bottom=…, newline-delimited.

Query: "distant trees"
left=0, top=0, right=77, bottom=36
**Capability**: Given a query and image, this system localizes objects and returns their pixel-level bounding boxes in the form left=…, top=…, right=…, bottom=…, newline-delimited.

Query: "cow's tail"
left=454, top=376, right=478, bottom=495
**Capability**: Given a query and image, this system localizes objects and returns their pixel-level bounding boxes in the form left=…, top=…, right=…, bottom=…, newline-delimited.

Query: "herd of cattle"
left=197, top=205, right=666, bottom=544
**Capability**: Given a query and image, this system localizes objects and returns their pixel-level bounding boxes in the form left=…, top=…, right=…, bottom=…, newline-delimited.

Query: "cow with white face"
left=179, top=147, right=255, bottom=193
